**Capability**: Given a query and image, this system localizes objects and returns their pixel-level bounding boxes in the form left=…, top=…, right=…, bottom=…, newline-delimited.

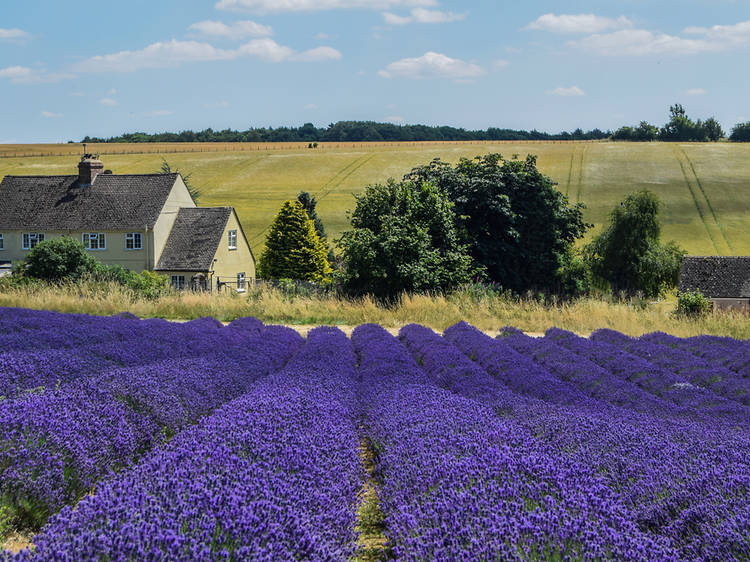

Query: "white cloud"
left=304, top=103, right=318, bottom=109
left=384, top=115, right=405, bottom=123
left=314, top=32, right=331, bottom=40
left=237, top=38, right=295, bottom=61
left=525, top=14, right=632, bottom=34
left=570, top=19, right=750, bottom=56
left=216, top=0, right=436, bottom=14
left=571, top=29, right=721, bottom=56
left=70, top=92, right=85, bottom=97
left=686, top=88, right=707, bottom=96
left=74, top=40, right=238, bottom=72
left=0, top=28, right=30, bottom=40
left=41, top=111, right=63, bottom=118
left=72, top=38, right=341, bottom=72
left=144, top=109, right=174, bottom=116
left=493, top=59, right=509, bottom=69
left=290, top=46, right=342, bottom=62
left=684, top=20, right=750, bottom=46
left=108, top=88, right=117, bottom=95
left=0, top=65, right=74, bottom=84
left=548, top=86, right=585, bottom=97
left=100, top=98, right=118, bottom=106
left=383, top=8, right=464, bottom=25
left=379, top=51, right=484, bottom=80
left=188, top=20, right=273, bottom=38
left=206, top=99, right=231, bottom=108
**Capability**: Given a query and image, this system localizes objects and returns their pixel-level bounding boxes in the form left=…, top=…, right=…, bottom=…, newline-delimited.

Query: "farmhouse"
left=678, top=256, right=750, bottom=311
left=0, top=155, right=255, bottom=291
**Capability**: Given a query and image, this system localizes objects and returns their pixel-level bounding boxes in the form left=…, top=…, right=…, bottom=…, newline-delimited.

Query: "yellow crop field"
left=1, top=140, right=749, bottom=255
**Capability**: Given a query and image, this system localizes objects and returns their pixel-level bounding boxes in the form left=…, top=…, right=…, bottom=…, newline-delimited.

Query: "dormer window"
left=82, top=233, right=106, bottom=250
left=22, top=233, right=45, bottom=250
left=0, top=234, right=4, bottom=250
left=228, top=229, right=237, bottom=250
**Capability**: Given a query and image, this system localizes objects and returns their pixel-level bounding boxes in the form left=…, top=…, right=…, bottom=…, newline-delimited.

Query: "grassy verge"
left=0, top=282, right=748, bottom=338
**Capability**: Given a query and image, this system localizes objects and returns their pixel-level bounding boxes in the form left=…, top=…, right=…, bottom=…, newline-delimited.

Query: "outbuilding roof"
left=155, top=207, right=233, bottom=272
left=0, top=173, right=180, bottom=231
left=678, top=256, right=750, bottom=298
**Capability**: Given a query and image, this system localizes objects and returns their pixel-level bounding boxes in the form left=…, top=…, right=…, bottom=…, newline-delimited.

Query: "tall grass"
left=0, top=282, right=747, bottom=338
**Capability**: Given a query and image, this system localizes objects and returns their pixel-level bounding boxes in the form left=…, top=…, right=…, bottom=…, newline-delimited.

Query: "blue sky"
left=1, top=0, right=749, bottom=142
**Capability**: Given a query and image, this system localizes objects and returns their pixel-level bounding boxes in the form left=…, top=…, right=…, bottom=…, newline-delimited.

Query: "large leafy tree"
left=405, top=154, right=589, bottom=294
left=584, top=190, right=685, bottom=298
left=258, top=201, right=332, bottom=282
left=338, top=179, right=478, bottom=299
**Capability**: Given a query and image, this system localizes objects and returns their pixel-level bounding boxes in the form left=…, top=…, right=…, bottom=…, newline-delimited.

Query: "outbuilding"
left=678, top=256, right=750, bottom=311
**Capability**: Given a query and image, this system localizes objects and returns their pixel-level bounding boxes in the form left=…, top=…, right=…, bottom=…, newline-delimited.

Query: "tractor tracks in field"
left=673, top=147, right=733, bottom=255
left=315, top=154, right=376, bottom=204
left=247, top=156, right=374, bottom=247
left=565, top=145, right=587, bottom=203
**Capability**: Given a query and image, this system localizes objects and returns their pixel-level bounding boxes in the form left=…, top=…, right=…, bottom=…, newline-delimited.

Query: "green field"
left=2, top=141, right=749, bottom=255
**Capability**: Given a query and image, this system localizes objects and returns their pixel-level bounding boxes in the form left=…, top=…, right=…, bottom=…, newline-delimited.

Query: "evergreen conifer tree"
left=258, top=200, right=332, bottom=282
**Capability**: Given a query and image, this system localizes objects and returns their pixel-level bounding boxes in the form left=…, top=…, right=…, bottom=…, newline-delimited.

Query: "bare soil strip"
left=353, top=437, right=389, bottom=561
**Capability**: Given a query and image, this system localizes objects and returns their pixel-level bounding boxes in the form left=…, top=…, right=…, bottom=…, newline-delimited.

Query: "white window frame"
left=22, top=233, right=45, bottom=250
left=125, top=232, right=143, bottom=250
left=228, top=229, right=237, bottom=250
left=0, top=234, right=4, bottom=251
left=237, top=272, right=246, bottom=292
left=171, top=275, right=186, bottom=290
left=82, top=233, right=106, bottom=250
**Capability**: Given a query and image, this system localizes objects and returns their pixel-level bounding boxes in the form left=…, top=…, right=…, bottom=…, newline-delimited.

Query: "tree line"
left=79, top=105, right=750, bottom=144
left=260, top=154, right=684, bottom=302
left=80, top=122, right=609, bottom=144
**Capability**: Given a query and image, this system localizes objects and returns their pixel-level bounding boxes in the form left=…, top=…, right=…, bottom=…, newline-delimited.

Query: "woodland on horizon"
left=78, top=105, right=750, bottom=144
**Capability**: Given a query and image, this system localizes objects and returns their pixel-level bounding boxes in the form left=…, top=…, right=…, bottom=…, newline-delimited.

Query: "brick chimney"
left=78, top=154, right=104, bottom=186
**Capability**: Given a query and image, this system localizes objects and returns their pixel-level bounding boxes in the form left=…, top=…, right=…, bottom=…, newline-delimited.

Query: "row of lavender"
left=0, top=310, right=276, bottom=400
left=10, top=327, right=362, bottom=561
left=0, top=309, right=304, bottom=546
left=3, top=308, right=749, bottom=560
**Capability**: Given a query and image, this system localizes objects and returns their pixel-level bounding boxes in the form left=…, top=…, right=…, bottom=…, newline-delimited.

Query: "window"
left=237, top=272, right=246, bottom=292
left=228, top=229, right=237, bottom=250
left=0, top=234, right=4, bottom=250
left=82, top=233, right=106, bottom=250
left=125, top=232, right=142, bottom=250
left=170, top=275, right=186, bottom=290
left=22, top=233, right=45, bottom=250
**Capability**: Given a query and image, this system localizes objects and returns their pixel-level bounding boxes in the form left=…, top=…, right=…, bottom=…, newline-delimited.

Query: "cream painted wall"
left=0, top=231, right=151, bottom=271
left=152, top=176, right=196, bottom=269
left=211, top=210, right=256, bottom=291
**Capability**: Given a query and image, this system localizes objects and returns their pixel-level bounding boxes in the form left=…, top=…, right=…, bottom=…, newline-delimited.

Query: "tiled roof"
left=678, top=256, right=750, bottom=298
left=155, top=207, right=232, bottom=272
left=0, top=173, right=180, bottom=230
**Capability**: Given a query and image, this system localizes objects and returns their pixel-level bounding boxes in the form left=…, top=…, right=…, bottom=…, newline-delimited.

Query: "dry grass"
left=1, top=533, right=33, bottom=555
left=0, top=282, right=748, bottom=338
left=0, top=140, right=600, bottom=159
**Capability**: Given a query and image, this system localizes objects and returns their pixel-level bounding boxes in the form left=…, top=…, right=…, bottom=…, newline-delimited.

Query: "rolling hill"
left=1, top=141, right=748, bottom=256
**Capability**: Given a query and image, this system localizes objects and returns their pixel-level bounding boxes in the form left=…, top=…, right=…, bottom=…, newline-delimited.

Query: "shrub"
left=127, top=271, right=170, bottom=300
left=25, top=238, right=97, bottom=282
left=676, top=290, right=711, bottom=317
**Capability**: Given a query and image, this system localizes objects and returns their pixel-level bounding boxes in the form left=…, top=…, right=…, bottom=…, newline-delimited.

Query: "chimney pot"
left=78, top=155, right=104, bottom=186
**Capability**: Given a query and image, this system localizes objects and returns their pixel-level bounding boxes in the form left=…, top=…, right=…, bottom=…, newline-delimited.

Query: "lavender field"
left=1, top=308, right=749, bottom=561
